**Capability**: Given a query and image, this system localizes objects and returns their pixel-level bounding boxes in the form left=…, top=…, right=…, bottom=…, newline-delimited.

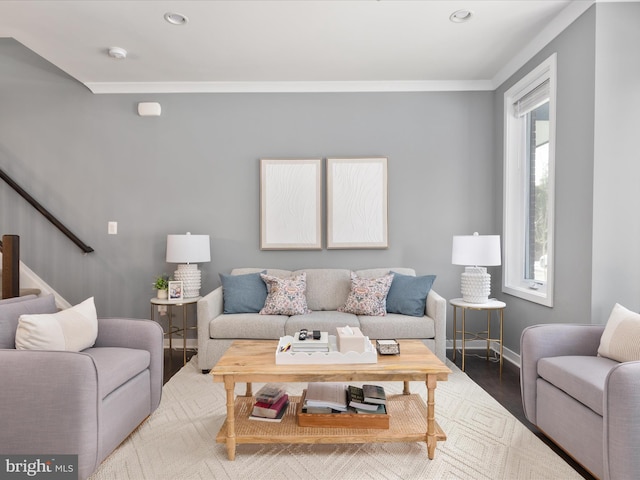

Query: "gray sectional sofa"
left=0, top=294, right=164, bottom=479
left=197, top=267, right=446, bottom=372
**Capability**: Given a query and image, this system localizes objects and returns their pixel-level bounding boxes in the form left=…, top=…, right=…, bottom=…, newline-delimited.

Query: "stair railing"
left=0, top=167, right=94, bottom=254
left=1, top=235, right=20, bottom=299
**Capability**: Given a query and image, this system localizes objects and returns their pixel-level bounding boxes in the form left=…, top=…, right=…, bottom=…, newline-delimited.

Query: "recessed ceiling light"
left=450, top=9, right=473, bottom=23
left=164, top=12, right=188, bottom=25
left=107, top=47, right=127, bottom=59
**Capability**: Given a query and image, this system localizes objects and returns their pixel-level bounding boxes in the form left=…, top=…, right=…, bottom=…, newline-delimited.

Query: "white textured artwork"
left=260, top=159, right=322, bottom=250
left=327, top=158, right=388, bottom=249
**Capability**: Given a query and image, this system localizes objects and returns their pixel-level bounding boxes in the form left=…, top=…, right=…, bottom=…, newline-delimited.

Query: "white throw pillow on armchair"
left=598, top=303, right=640, bottom=363
left=15, top=297, right=98, bottom=351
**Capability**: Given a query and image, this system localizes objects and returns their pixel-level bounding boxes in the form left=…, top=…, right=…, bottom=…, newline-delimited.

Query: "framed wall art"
left=260, top=158, right=322, bottom=250
left=326, top=157, right=388, bottom=249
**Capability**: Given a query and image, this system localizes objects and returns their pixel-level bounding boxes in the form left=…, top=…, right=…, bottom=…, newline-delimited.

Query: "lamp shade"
left=166, top=233, right=211, bottom=264
left=452, top=233, right=501, bottom=266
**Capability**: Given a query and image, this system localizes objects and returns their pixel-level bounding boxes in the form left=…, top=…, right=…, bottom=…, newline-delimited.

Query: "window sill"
left=502, top=284, right=553, bottom=307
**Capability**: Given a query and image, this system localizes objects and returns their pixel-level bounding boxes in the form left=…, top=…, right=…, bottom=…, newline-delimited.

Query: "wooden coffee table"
left=211, top=339, right=451, bottom=460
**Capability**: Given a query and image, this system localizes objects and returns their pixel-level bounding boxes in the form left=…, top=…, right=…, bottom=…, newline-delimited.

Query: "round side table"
left=450, top=298, right=506, bottom=377
left=150, top=296, right=200, bottom=365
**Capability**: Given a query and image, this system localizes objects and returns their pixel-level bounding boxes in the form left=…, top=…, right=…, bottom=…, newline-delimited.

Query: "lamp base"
left=173, top=264, right=201, bottom=298
left=460, top=266, right=491, bottom=304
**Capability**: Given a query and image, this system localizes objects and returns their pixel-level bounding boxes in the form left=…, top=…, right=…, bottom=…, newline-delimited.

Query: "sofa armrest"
left=94, top=318, right=164, bottom=410
left=426, top=289, right=446, bottom=362
left=604, top=360, right=640, bottom=480
left=197, top=287, right=223, bottom=368
left=520, top=323, right=605, bottom=425
left=0, top=350, right=100, bottom=469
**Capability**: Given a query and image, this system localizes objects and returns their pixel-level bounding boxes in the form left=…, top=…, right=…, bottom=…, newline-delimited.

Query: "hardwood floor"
left=162, top=347, right=595, bottom=480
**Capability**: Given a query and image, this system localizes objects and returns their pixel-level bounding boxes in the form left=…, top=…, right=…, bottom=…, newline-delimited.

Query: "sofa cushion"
left=220, top=271, right=268, bottom=314
left=15, top=297, right=98, bottom=352
left=386, top=272, right=436, bottom=317
left=338, top=272, right=394, bottom=316
left=83, top=347, right=150, bottom=399
left=537, top=355, right=619, bottom=416
left=260, top=272, right=311, bottom=316
left=210, top=313, right=287, bottom=339
left=296, top=269, right=351, bottom=311
left=359, top=313, right=435, bottom=340
left=356, top=267, right=415, bottom=278
left=231, top=268, right=292, bottom=278
left=598, top=303, right=640, bottom=362
left=0, top=294, right=57, bottom=349
left=285, top=311, right=359, bottom=337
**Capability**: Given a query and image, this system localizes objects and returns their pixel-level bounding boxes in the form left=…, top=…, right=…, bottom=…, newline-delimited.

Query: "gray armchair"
left=520, top=324, right=640, bottom=480
left=0, top=295, right=164, bottom=479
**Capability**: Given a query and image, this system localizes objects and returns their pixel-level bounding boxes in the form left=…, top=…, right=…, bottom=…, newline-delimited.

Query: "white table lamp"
left=166, top=233, right=211, bottom=298
left=452, top=232, right=501, bottom=304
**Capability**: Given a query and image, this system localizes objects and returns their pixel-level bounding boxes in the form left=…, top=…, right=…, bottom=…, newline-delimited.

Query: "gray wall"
left=591, top=2, right=640, bottom=320
left=494, top=6, right=597, bottom=351
left=0, top=38, right=496, bottom=338
left=494, top=3, right=640, bottom=353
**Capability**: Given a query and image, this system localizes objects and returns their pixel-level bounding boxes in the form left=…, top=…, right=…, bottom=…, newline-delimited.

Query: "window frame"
left=502, top=54, right=557, bottom=307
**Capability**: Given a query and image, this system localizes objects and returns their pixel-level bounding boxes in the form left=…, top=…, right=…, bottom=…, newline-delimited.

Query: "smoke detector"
left=450, top=10, right=473, bottom=23
left=108, top=47, right=127, bottom=59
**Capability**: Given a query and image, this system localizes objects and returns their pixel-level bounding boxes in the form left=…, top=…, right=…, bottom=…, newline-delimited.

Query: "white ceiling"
left=0, top=0, right=596, bottom=94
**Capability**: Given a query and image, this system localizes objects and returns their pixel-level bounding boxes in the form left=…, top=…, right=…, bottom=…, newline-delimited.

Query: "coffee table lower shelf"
left=216, top=393, right=445, bottom=452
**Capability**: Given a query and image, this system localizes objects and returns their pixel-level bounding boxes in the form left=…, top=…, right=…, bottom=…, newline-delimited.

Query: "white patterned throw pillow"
left=260, top=272, right=311, bottom=316
left=15, top=297, right=98, bottom=352
left=598, top=303, right=640, bottom=363
left=338, top=272, right=394, bottom=316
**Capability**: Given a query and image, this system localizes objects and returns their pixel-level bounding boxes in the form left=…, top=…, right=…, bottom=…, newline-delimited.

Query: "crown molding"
left=491, top=0, right=594, bottom=89
left=85, top=79, right=495, bottom=95
left=85, top=0, right=597, bottom=95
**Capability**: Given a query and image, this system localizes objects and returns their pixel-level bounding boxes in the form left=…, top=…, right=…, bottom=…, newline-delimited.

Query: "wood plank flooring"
left=162, top=347, right=595, bottom=480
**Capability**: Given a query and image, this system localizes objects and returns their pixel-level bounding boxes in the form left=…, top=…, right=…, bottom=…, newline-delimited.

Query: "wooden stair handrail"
left=0, top=168, right=94, bottom=254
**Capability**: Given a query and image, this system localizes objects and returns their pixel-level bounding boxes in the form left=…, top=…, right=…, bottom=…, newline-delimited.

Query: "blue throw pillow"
left=220, top=271, right=268, bottom=314
left=386, top=272, right=436, bottom=317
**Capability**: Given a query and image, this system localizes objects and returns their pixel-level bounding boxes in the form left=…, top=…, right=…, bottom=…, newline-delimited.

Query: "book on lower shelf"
left=303, top=382, right=348, bottom=412
left=346, top=385, right=380, bottom=411
left=362, top=384, right=387, bottom=405
left=254, top=383, right=287, bottom=405
left=252, top=393, right=289, bottom=418
left=249, top=400, right=289, bottom=423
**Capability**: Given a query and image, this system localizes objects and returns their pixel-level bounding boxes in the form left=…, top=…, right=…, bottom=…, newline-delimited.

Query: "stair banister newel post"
left=1, top=234, right=20, bottom=299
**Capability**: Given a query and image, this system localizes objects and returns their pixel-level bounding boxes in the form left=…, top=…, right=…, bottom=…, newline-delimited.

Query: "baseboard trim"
left=446, top=339, right=521, bottom=369
left=163, top=338, right=198, bottom=350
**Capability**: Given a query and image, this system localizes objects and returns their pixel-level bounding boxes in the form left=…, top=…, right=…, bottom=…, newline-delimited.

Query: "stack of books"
left=249, top=384, right=289, bottom=422
left=346, top=384, right=387, bottom=414
left=301, top=382, right=348, bottom=413
left=297, top=383, right=390, bottom=429
left=291, top=331, right=330, bottom=353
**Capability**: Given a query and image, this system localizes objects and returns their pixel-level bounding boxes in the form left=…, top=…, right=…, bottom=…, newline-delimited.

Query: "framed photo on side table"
left=168, top=281, right=183, bottom=301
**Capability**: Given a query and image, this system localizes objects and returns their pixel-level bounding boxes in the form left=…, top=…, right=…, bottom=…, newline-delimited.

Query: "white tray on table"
left=275, top=335, right=378, bottom=365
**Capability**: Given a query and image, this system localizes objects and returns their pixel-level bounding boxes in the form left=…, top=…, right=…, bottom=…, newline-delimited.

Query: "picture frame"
left=260, top=158, right=322, bottom=250
left=326, top=157, right=388, bottom=249
left=168, top=281, right=183, bottom=301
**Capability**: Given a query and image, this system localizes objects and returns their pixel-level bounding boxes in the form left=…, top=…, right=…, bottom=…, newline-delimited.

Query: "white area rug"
left=90, top=356, right=581, bottom=480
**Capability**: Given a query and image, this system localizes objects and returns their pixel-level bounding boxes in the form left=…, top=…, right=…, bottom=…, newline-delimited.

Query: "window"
left=503, top=54, right=556, bottom=307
